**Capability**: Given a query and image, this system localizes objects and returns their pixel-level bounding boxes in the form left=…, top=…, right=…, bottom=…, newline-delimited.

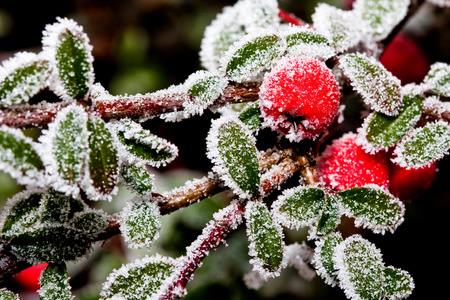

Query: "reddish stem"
left=278, top=7, right=308, bottom=27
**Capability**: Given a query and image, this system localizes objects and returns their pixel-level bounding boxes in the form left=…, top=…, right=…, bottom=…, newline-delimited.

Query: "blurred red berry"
left=317, top=133, right=390, bottom=191
left=342, top=0, right=356, bottom=9
left=380, top=32, right=430, bottom=84
left=260, top=57, right=340, bottom=142
left=13, top=263, right=48, bottom=291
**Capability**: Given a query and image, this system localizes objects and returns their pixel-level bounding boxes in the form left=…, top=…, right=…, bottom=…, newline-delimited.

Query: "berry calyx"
left=317, top=133, right=390, bottom=191
left=13, top=263, right=48, bottom=291
left=259, top=57, right=340, bottom=142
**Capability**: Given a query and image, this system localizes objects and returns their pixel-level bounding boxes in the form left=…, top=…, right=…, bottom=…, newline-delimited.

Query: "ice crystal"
left=282, top=26, right=336, bottom=60
left=38, top=263, right=73, bottom=300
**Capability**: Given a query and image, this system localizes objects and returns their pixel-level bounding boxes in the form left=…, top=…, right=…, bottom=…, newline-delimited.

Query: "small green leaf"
left=336, top=186, right=404, bottom=234
left=383, top=266, right=414, bottom=299
left=283, top=27, right=335, bottom=60
left=38, top=263, right=72, bottom=300
left=271, top=185, right=326, bottom=230
left=334, top=235, right=384, bottom=300
left=238, top=102, right=263, bottom=130
left=0, top=126, right=45, bottom=185
left=223, top=33, right=284, bottom=82
left=100, top=255, right=175, bottom=300
left=186, top=71, right=228, bottom=106
left=0, top=52, right=51, bottom=107
left=363, top=94, right=423, bottom=149
left=313, top=232, right=343, bottom=286
left=207, top=116, right=260, bottom=198
left=393, top=121, right=450, bottom=168
left=84, top=117, right=119, bottom=200
left=39, top=189, right=72, bottom=224
left=246, top=201, right=285, bottom=278
left=120, top=165, right=154, bottom=195
left=69, top=210, right=107, bottom=235
left=316, top=195, right=341, bottom=237
left=340, top=53, right=402, bottom=116
left=0, top=288, right=20, bottom=300
left=424, top=62, right=450, bottom=97
left=353, top=0, right=410, bottom=40
left=120, top=199, right=161, bottom=249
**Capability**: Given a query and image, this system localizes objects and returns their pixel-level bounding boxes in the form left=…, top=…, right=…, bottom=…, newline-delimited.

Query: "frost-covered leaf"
left=334, top=235, right=384, bottom=300
left=0, top=52, right=51, bottom=107
left=313, top=232, right=343, bottom=287
left=0, top=289, right=20, bottom=300
left=83, top=117, right=119, bottom=201
left=100, top=254, right=175, bottom=300
left=110, top=119, right=178, bottom=168
left=316, top=195, right=341, bottom=237
left=427, top=0, right=450, bottom=7
left=246, top=201, right=285, bottom=279
left=360, top=94, right=423, bottom=150
left=0, top=125, right=45, bottom=186
left=43, top=17, right=94, bottom=101
left=383, top=266, right=414, bottom=299
left=38, top=263, right=72, bottom=300
left=238, top=101, right=263, bottom=130
left=120, top=198, right=161, bottom=249
left=207, top=116, right=260, bottom=199
left=340, top=53, right=402, bottom=116
left=39, top=188, right=72, bottom=224
left=120, top=165, right=154, bottom=195
left=221, top=32, right=285, bottom=82
left=312, top=4, right=363, bottom=52
left=423, top=62, right=450, bottom=97
left=392, top=121, right=450, bottom=168
left=271, top=185, right=326, bottom=230
left=239, top=0, right=280, bottom=31
left=336, top=185, right=404, bottom=234
left=283, top=26, right=335, bottom=60
left=69, top=210, right=108, bottom=235
left=353, top=0, right=411, bottom=41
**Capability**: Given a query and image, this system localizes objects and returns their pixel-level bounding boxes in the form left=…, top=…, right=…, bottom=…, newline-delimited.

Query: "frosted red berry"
left=389, top=159, right=436, bottom=202
left=317, top=133, right=390, bottom=191
left=13, top=263, right=48, bottom=291
left=260, top=57, right=340, bottom=142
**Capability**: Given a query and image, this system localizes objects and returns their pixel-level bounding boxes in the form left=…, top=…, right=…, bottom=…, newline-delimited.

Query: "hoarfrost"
left=423, top=62, right=450, bottom=97
left=312, top=232, right=343, bottom=287
left=282, top=26, right=336, bottom=60
left=285, top=242, right=316, bottom=281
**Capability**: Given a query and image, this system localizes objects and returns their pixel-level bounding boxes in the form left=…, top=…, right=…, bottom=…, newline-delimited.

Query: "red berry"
left=389, top=159, right=437, bottom=202
left=380, top=32, right=430, bottom=84
left=260, top=57, right=340, bottom=142
left=317, top=133, right=390, bottom=191
left=13, top=263, right=48, bottom=291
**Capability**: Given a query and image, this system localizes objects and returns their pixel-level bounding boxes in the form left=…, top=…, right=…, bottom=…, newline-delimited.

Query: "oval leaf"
left=69, top=210, right=108, bottom=235
left=316, top=195, right=341, bottom=237
left=283, top=26, right=335, bottom=60
left=313, top=232, right=343, bottom=287
left=0, top=52, right=51, bottom=107
left=336, top=185, right=404, bottom=234
left=38, top=263, right=72, bottom=300
left=383, top=266, right=415, bottom=299
left=246, top=201, right=285, bottom=279
left=424, top=62, right=450, bottom=97
left=207, top=116, right=260, bottom=198
left=100, top=255, right=175, bottom=300
left=238, top=101, right=263, bottom=130
left=340, top=53, right=402, bottom=116
left=393, top=121, right=450, bottom=168
left=120, top=165, right=154, bottom=195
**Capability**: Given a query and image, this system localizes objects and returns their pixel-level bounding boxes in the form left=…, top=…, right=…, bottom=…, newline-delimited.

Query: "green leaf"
left=223, top=33, right=284, bottom=82
left=120, top=199, right=161, bottom=249
left=0, top=288, right=20, bottom=300
left=393, top=121, right=450, bottom=168
left=186, top=71, right=228, bottom=106
left=69, top=210, right=107, bottom=234
left=334, top=235, right=384, bottom=300
left=362, top=94, right=423, bottom=149
left=120, top=165, right=154, bottom=195
left=336, top=186, right=404, bottom=234
left=383, top=266, right=414, bottom=299
left=38, top=263, right=72, bottom=300
left=316, top=195, right=341, bottom=237
left=340, top=53, right=402, bottom=116
left=39, top=189, right=72, bottom=224
left=424, top=62, right=450, bottom=97
left=271, top=185, right=326, bottom=230
left=100, top=255, right=175, bottom=300
left=238, top=102, right=263, bottom=130
left=207, top=116, right=260, bottom=198
left=0, top=126, right=45, bottom=185
left=43, top=18, right=94, bottom=101
left=112, top=119, right=178, bottom=167
left=84, top=117, right=119, bottom=200
left=0, top=52, right=51, bottom=107
left=313, top=232, right=343, bottom=286
left=353, top=0, right=410, bottom=40
left=246, top=201, right=285, bottom=278
left=283, top=27, right=335, bottom=60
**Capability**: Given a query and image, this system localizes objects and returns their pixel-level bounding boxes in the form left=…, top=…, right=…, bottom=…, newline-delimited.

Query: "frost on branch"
left=206, top=116, right=260, bottom=199
left=392, top=120, right=450, bottom=168
left=42, top=17, right=94, bottom=101
left=353, top=0, right=411, bottom=41
left=313, top=232, right=343, bottom=287
left=0, top=125, right=45, bottom=187
left=38, top=263, right=73, bottom=300
left=423, top=62, right=450, bottom=97
left=340, top=53, right=402, bottom=116
left=120, top=165, right=154, bottom=196
left=0, top=289, right=20, bottom=300
left=0, top=52, right=51, bottom=107
left=120, top=198, right=161, bottom=249
left=100, top=254, right=175, bottom=300
left=245, top=201, right=285, bottom=280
